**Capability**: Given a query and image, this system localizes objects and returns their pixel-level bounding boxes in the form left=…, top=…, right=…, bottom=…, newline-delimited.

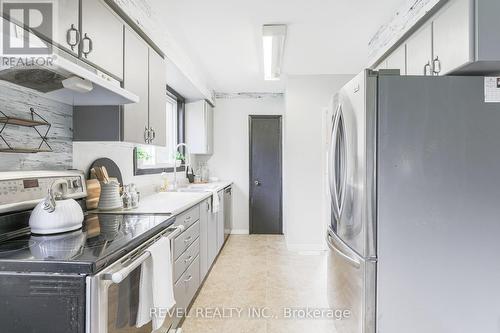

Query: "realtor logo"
left=2, top=1, right=53, bottom=54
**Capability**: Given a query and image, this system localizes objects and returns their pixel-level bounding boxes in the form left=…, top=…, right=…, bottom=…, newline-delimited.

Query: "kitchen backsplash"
left=0, top=81, right=73, bottom=171
left=73, top=141, right=187, bottom=197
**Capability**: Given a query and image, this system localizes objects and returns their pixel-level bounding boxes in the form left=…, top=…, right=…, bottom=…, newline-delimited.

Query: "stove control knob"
left=72, top=179, right=82, bottom=189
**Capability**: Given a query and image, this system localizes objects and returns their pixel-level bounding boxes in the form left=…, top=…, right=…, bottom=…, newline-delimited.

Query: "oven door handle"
left=103, top=226, right=184, bottom=284
left=104, top=252, right=150, bottom=284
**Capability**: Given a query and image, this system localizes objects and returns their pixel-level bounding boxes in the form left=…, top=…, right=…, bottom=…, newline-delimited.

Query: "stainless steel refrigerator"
left=327, top=70, right=500, bottom=333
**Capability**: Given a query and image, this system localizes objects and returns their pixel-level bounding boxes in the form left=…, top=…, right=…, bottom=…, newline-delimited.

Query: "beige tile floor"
left=180, top=235, right=339, bottom=333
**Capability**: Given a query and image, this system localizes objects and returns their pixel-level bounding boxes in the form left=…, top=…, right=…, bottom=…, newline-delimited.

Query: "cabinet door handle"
left=144, top=126, right=149, bottom=143
left=82, top=33, right=93, bottom=58
left=184, top=255, right=193, bottom=264
left=184, top=236, right=192, bottom=243
left=184, top=275, right=193, bottom=283
left=150, top=127, right=156, bottom=142
left=433, top=56, right=441, bottom=75
left=66, top=24, right=80, bottom=51
left=206, top=202, right=211, bottom=211
left=424, top=62, right=432, bottom=76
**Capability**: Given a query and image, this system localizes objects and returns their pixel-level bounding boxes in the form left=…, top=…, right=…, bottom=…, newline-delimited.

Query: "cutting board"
left=89, top=158, right=123, bottom=185
left=85, top=179, right=101, bottom=210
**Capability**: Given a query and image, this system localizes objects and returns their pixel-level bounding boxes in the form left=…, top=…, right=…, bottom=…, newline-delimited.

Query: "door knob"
left=254, top=180, right=261, bottom=186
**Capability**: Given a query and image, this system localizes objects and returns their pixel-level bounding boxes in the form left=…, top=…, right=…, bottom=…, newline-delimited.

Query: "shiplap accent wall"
left=0, top=81, right=73, bottom=171
left=368, top=0, right=444, bottom=66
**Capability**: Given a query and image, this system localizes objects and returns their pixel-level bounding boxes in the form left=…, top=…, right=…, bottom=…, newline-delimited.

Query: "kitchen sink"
left=176, top=187, right=206, bottom=193
left=176, top=184, right=219, bottom=192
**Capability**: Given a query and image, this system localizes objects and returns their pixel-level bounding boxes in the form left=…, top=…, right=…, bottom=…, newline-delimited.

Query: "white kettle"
left=29, top=179, right=84, bottom=235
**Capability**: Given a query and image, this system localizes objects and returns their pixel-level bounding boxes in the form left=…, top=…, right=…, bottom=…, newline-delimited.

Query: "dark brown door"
left=249, top=116, right=282, bottom=234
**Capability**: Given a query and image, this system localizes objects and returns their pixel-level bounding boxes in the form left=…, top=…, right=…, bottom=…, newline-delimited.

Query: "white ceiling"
left=160, top=0, right=404, bottom=93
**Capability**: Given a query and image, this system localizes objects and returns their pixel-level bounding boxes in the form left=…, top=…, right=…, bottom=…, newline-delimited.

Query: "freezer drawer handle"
left=327, top=232, right=361, bottom=268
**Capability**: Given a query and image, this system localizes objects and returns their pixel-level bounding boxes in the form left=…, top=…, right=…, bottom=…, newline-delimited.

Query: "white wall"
left=73, top=142, right=187, bottom=197
left=206, top=96, right=285, bottom=234
left=284, top=75, right=353, bottom=251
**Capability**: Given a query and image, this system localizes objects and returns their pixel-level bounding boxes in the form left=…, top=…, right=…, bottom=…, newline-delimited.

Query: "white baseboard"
left=230, top=229, right=249, bottom=235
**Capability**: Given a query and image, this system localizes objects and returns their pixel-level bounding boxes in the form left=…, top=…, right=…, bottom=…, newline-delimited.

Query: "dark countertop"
left=0, top=213, right=175, bottom=275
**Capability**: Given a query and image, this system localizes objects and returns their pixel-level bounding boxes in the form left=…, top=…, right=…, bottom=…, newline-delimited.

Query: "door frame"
left=248, top=115, right=283, bottom=234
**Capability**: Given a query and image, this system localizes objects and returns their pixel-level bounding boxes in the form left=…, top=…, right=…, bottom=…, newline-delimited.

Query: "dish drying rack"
left=0, top=107, right=53, bottom=153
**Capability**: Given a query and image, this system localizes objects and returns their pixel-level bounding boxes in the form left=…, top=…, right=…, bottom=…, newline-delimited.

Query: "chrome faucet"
left=173, top=143, right=190, bottom=190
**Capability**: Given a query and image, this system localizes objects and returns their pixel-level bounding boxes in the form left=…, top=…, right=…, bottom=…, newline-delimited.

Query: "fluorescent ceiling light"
left=262, top=25, right=287, bottom=81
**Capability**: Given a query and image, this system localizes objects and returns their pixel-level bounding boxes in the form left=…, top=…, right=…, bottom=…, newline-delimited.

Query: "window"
left=134, top=88, right=185, bottom=175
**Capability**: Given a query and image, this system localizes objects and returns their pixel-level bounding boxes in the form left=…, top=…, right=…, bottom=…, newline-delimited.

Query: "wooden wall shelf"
left=0, top=108, right=53, bottom=153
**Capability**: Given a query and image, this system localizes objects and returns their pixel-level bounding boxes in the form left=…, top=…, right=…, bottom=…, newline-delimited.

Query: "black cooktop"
left=0, top=213, right=174, bottom=274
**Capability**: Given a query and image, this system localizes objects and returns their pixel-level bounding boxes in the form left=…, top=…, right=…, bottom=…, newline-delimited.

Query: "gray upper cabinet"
left=12, top=0, right=80, bottom=56
left=74, top=31, right=167, bottom=145
left=406, top=23, right=433, bottom=76
left=148, top=49, right=167, bottom=147
left=376, top=0, right=500, bottom=76
left=53, top=0, right=81, bottom=55
left=386, top=44, right=406, bottom=75
left=123, top=28, right=149, bottom=144
left=186, top=101, right=214, bottom=155
left=374, top=60, right=387, bottom=71
left=81, top=0, right=124, bottom=80
left=432, top=0, right=473, bottom=75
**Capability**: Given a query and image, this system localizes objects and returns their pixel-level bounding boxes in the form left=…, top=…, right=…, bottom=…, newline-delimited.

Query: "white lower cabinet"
left=174, top=255, right=200, bottom=313
left=173, top=197, right=226, bottom=322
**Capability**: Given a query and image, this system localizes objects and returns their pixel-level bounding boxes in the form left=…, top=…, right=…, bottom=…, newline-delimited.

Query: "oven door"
left=86, top=227, right=182, bottom=333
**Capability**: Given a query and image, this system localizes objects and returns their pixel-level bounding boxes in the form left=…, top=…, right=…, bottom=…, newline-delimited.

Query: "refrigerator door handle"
left=337, top=107, right=348, bottom=217
left=330, top=105, right=342, bottom=220
left=327, top=229, right=361, bottom=268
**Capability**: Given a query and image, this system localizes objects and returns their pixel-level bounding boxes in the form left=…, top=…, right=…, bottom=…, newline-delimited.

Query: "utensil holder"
left=98, top=181, right=122, bottom=211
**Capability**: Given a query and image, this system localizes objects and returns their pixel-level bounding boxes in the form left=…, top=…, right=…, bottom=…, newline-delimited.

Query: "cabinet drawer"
left=174, top=238, right=200, bottom=283
left=174, top=221, right=200, bottom=259
left=174, top=255, right=200, bottom=311
left=175, top=205, right=200, bottom=229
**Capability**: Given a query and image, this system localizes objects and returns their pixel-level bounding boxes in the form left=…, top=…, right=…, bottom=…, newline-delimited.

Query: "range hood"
left=0, top=53, right=139, bottom=106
